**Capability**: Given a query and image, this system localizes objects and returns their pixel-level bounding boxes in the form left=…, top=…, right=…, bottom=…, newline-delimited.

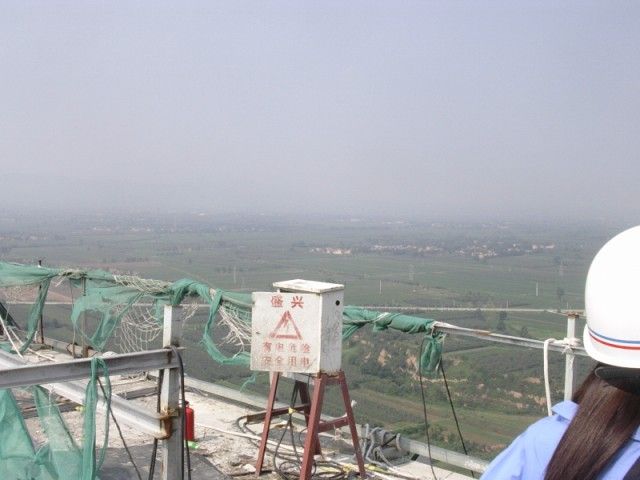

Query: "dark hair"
left=544, top=367, right=640, bottom=480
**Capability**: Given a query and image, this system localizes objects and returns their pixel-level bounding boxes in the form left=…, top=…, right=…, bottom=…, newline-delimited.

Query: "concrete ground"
left=101, top=444, right=229, bottom=480
left=15, top=348, right=473, bottom=480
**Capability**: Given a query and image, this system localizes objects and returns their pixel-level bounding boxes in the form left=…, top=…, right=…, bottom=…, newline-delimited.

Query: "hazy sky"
left=1, top=1, right=639, bottom=222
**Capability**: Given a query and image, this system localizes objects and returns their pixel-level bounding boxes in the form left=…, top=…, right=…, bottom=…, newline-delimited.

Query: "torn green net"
left=342, top=306, right=444, bottom=374
left=0, top=262, right=444, bottom=373
left=32, top=386, right=82, bottom=479
left=0, top=388, right=41, bottom=479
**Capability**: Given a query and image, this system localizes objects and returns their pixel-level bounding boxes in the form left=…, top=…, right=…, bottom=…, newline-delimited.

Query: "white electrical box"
left=250, top=279, right=344, bottom=374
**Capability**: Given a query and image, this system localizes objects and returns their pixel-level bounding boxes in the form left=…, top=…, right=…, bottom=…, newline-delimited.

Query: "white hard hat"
left=584, top=226, right=640, bottom=368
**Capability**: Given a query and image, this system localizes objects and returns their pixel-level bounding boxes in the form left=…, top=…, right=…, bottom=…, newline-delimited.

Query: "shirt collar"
left=552, top=400, right=640, bottom=441
left=552, top=400, right=577, bottom=420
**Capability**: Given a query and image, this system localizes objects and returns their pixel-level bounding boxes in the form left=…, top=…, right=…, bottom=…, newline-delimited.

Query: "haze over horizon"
left=1, top=2, right=639, bottom=223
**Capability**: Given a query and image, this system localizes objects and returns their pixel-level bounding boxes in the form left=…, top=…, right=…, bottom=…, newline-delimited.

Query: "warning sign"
left=251, top=284, right=344, bottom=374
left=251, top=292, right=321, bottom=373
left=269, top=311, right=303, bottom=340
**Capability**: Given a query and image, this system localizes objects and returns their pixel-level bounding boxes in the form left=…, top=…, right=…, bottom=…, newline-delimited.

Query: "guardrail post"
left=161, top=305, right=183, bottom=480
left=81, top=276, right=89, bottom=358
left=563, top=313, right=579, bottom=401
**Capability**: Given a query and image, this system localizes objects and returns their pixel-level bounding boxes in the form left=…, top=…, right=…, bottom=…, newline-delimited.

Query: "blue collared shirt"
left=480, top=401, right=640, bottom=479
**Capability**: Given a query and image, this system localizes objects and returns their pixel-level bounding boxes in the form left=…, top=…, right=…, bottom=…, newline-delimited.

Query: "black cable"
left=273, top=385, right=301, bottom=480
left=271, top=382, right=348, bottom=480
left=240, top=414, right=343, bottom=480
left=170, top=345, right=192, bottom=480
left=439, top=361, right=475, bottom=479
left=235, top=379, right=348, bottom=480
left=148, top=369, right=164, bottom=479
left=235, top=415, right=262, bottom=449
left=419, top=337, right=439, bottom=480
left=97, top=377, right=143, bottom=480
left=380, top=433, right=397, bottom=449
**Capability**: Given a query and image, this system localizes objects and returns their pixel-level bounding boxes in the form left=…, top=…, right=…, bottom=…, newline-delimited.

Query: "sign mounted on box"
left=250, top=280, right=344, bottom=374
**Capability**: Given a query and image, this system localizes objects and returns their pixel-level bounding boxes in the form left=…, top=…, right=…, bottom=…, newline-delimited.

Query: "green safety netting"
left=0, top=261, right=443, bottom=373
left=0, top=388, right=40, bottom=478
left=0, top=357, right=109, bottom=480
left=342, top=306, right=444, bottom=373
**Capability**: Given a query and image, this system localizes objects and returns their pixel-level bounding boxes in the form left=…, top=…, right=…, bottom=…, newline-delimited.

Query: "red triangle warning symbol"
left=269, top=310, right=303, bottom=340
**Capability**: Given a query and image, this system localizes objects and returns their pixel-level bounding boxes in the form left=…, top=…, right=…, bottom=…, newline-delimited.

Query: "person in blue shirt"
left=482, top=226, right=640, bottom=480
left=481, top=366, right=640, bottom=479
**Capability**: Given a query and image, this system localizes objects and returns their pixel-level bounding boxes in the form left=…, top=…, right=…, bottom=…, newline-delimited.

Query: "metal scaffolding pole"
left=161, top=305, right=184, bottom=480
left=0, top=349, right=179, bottom=389
left=0, top=348, right=176, bottom=438
left=81, top=276, right=89, bottom=358
left=37, top=259, right=44, bottom=344
left=434, top=322, right=589, bottom=356
left=563, top=313, right=580, bottom=401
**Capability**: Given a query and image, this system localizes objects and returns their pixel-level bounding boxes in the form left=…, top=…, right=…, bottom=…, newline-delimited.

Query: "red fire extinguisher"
left=184, top=401, right=195, bottom=441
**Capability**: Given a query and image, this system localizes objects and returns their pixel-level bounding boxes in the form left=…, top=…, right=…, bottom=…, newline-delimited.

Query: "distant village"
left=0, top=232, right=557, bottom=262
left=310, top=241, right=556, bottom=260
